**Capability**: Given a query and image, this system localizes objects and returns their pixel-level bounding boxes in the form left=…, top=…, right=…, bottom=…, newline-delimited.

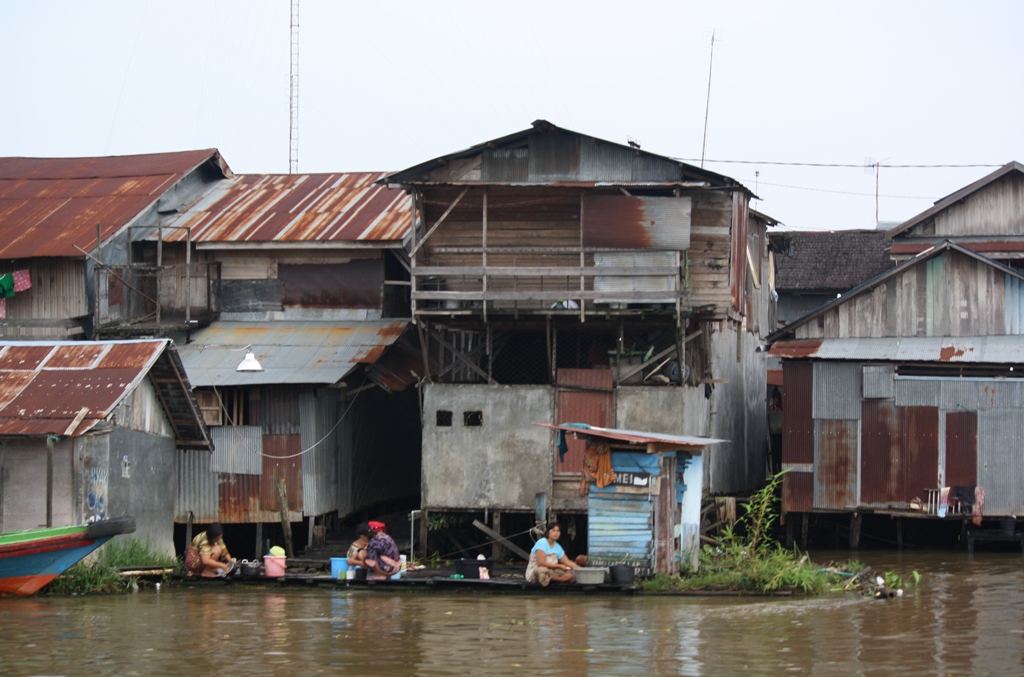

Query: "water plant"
left=44, top=537, right=177, bottom=595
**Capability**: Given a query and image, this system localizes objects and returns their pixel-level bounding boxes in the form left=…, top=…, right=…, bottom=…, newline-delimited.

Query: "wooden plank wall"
left=418, top=186, right=737, bottom=315
left=795, top=249, right=1018, bottom=339
left=0, top=259, right=87, bottom=337
left=930, top=173, right=1024, bottom=237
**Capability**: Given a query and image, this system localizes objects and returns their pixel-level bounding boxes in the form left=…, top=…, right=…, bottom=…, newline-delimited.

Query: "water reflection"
left=1, top=551, right=1023, bottom=676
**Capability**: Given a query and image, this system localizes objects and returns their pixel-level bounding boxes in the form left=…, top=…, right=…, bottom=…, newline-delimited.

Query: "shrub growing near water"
left=644, top=471, right=862, bottom=594
left=44, top=537, right=177, bottom=595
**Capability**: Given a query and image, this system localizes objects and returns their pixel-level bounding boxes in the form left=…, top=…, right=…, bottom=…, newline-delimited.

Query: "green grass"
left=44, top=537, right=177, bottom=595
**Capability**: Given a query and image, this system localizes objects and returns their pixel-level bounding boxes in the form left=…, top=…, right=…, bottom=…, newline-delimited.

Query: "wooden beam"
left=412, top=265, right=681, bottom=277
left=410, top=187, right=469, bottom=255
left=617, top=330, right=703, bottom=382
left=63, top=406, right=90, bottom=436
left=413, top=289, right=688, bottom=302
left=472, top=519, right=530, bottom=561
left=426, top=327, right=493, bottom=384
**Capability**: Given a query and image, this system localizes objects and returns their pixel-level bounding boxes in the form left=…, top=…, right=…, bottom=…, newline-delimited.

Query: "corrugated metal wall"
left=813, top=362, right=862, bottom=419
left=862, top=365, right=894, bottom=399
left=555, top=369, right=613, bottom=474
left=210, top=426, right=263, bottom=475
left=895, top=379, right=940, bottom=407
left=582, top=196, right=691, bottom=250
left=860, top=399, right=899, bottom=506
left=900, top=406, right=939, bottom=502
left=1005, top=275, right=1024, bottom=334
left=978, top=409, right=1024, bottom=514
left=945, top=411, right=977, bottom=486
left=813, top=419, right=858, bottom=509
left=782, top=361, right=814, bottom=464
left=176, top=449, right=218, bottom=521
left=260, top=434, right=303, bottom=511
left=300, top=389, right=340, bottom=517
left=587, top=453, right=660, bottom=564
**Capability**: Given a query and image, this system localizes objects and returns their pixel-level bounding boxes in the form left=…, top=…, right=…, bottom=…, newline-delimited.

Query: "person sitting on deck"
left=192, top=523, right=236, bottom=578
left=347, top=522, right=371, bottom=567
left=363, top=520, right=401, bottom=579
left=526, top=522, right=584, bottom=586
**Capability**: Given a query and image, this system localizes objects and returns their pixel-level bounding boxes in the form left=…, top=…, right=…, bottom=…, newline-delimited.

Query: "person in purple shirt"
left=364, top=520, right=401, bottom=579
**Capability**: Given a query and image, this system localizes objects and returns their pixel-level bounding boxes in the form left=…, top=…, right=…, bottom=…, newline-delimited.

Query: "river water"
left=2, top=550, right=1023, bottom=676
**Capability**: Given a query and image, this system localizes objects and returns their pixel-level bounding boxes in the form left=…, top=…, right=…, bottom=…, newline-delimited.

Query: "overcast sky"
left=2, top=1, right=1021, bottom=231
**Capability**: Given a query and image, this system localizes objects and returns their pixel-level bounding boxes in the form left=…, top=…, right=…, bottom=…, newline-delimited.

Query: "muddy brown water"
left=2, top=550, right=1024, bottom=676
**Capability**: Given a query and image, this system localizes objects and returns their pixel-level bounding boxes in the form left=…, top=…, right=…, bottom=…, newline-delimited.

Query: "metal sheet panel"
left=582, top=195, right=691, bottom=250
left=261, top=387, right=301, bottom=436
left=528, top=134, right=580, bottom=181
left=300, top=389, right=339, bottom=516
left=860, top=399, right=899, bottom=506
left=940, top=380, right=980, bottom=410
left=978, top=409, right=1024, bottom=515
left=593, top=250, right=677, bottom=299
left=782, top=471, right=814, bottom=513
left=481, top=148, right=529, bottom=182
left=160, top=173, right=411, bottom=244
left=772, top=336, right=1024, bottom=363
left=1005, top=274, right=1024, bottom=335
left=280, top=261, right=383, bottom=309
left=177, top=320, right=408, bottom=386
left=945, top=411, right=977, bottom=486
left=0, top=150, right=223, bottom=259
left=555, top=369, right=614, bottom=474
left=895, top=379, right=940, bottom=407
left=782, top=361, right=814, bottom=464
left=0, top=339, right=167, bottom=437
left=813, top=362, right=862, bottom=420
left=978, top=380, right=1024, bottom=408
left=209, top=426, right=263, bottom=475
left=260, top=434, right=303, bottom=512
left=218, top=473, right=262, bottom=523
left=899, top=406, right=939, bottom=502
left=862, top=365, right=894, bottom=399
left=814, top=419, right=858, bottom=510
left=175, top=449, right=219, bottom=522
left=587, top=453, right=659, bottom=565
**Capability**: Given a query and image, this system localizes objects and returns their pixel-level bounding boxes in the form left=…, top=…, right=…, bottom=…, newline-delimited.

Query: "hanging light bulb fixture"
left=236, top=345, right=264, bottom=372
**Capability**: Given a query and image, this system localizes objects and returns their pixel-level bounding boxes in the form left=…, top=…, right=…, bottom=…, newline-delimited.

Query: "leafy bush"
left=44, top=537, right=175, bottom=595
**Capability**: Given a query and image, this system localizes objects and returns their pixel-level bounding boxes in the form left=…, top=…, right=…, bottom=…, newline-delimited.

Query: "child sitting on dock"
left=347, top=523, right=371, bottom=567
left=526, top=522, right=584, bottom=586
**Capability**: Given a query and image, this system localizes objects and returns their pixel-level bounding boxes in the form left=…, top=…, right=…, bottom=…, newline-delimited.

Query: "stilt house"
left=383, top=121, right=776, bottom=549
left=161, top=173, right=423, bottom=545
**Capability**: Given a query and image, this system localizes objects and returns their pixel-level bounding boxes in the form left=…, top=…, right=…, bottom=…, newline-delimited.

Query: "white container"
left=574, top=568, right=608, bottom=585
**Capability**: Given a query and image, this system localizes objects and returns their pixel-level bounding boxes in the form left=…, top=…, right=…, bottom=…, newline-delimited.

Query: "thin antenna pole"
left=700, top=31, right=716, bottom=168
left=875, top=161, right=880, bottom=226
left=289, top=0, right=300, bottom=174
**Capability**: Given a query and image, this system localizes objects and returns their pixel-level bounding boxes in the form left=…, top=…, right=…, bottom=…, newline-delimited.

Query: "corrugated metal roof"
left=0, top=339, right=168, bottom=436
left=534, top=422, right=725, bottom=449
left=0, top=150, right=227, bottom=259
left=771, top=336, right=1024, bottom=363
left=159, top=173, right=412, bottom=244
left=178, top=320, right=409, bottom=386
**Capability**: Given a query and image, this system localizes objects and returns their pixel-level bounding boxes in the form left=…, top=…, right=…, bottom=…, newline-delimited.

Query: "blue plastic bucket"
left=330, top=557, right=349, bottom=579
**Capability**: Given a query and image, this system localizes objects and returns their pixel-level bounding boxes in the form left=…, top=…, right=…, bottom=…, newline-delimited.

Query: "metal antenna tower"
left=700, top=30, right=716, bottom=169
left=289, top=0, right=299, bottom=174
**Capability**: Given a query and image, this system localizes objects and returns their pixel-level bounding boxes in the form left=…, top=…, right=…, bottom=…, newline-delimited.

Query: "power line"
left=678, top=158, right=1003, bottom=169
left=750, top=178, right=938, bottom=200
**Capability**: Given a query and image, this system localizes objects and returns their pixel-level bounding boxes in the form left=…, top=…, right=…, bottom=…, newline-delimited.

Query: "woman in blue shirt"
left=526, top=522, right=582, bottom=586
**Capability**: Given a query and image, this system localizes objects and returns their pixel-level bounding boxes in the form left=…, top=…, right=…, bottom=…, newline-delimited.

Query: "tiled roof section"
left=0, top=150, right=226, bottom=259
left=160, top=173, right=412, bottom=243
left=774, top=230, right=893, bottom=292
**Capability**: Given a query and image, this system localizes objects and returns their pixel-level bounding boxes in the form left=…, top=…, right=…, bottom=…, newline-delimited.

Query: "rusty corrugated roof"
left=0, top=339, right=168, bottom=437
left=177, top=320, right=410, bottom=386
left=160, top=173, right=412, bottom=244
left=0, top=150, right=227, bottom=259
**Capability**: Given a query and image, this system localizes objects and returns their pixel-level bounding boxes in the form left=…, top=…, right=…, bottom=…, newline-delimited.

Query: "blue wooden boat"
left=0, top=516, right=136, bottom=596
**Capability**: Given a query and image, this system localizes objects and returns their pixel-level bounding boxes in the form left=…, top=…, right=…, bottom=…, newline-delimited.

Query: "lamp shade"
left=236, top=350, right=263, bottom=372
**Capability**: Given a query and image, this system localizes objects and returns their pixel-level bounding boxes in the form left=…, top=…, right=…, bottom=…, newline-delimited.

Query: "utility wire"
left=677, top=158, right=1003, bottom=169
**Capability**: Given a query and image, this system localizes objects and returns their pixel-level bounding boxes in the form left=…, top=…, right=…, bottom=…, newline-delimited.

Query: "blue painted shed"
left=536, top=423, right=723, bottom=574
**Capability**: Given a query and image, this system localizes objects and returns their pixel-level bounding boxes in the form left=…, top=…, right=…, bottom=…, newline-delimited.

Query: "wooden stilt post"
left=255, top=522, right=263, bottom=559
left=276, top=479, right=295, bottom=559
left=896, top=516, right=904, bottom=551
left=849, top=512, right=862, bottom=549
left=491, top=512, right=503, bottom=561
left=419, top=509, right=429, bottom=559
left=800, top=512, right=809, bottom=550
left=45, top=436, right=54, bottom=528
left=785, top=515, right=794, bottom=549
